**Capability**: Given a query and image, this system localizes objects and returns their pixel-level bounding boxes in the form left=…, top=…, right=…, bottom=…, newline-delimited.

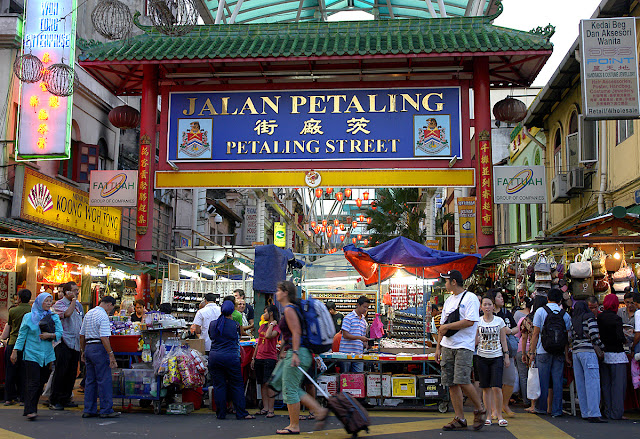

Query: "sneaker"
left=3, top=400, right=15, bottom=406
left=63, top=402, right=79, bottom=408
left=99, top=411, right=121, bottom=418
left=472, top=409, right=487, bottom=430
left=82, top=413, right=99, bottom=418
left=49, top=404, right=65, bottom=411
left=442, top=417, right=468, bottom=431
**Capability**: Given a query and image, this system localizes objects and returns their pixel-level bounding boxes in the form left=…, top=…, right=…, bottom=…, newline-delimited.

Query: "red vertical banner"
left=478, top=131, right=494, bottom=235
left=136, top=134, right=152, bottom=236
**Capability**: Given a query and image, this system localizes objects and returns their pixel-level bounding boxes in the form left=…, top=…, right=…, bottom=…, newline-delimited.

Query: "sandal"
left=443, top=417, right=468, bottom=431
left=485, top=420, right=492, bottom=426
left=243, top=415, right=256, bottom=420
left=499, top=419, right=508, bottom=427
left=298, top=415, right=309, bottom=421
left=255, top=409, right=269, bottom=416
left=276, top=428, right=300, bottom=435
left=266, top=411, right=276, bottom=418
left=307, top=413, right=316, bottom=420
left=524, top=407, right=536, bottom=413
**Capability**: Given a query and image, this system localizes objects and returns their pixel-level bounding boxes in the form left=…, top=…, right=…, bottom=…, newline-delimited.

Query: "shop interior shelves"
left=309, top=291, right=377, bottom=323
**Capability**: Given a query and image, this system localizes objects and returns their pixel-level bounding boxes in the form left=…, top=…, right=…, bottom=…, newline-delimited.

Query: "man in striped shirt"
left=79, top=296, right=120, bottom=418
left=338, top=296, right=371, bottom=373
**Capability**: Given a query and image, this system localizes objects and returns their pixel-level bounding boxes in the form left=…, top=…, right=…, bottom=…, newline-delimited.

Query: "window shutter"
left=75, top=143, right=100, bottom=183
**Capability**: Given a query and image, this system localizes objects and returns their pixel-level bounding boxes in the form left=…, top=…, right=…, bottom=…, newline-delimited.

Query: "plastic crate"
left=109, top=335, right=141, bottom=353
left=391, top=375, right=416, bottom=398
left=317, top=374, right=338, bottom=396
left=366, top=373, right=392, bottom=397
left=417, top=375, right=446, bottom=399
left=340, top=373, right=365, bottom=398
left=112, top=369, right=123, bottom=396
left=123, top=369, right=155, bottom=397
left=167, top=402, right=194, bottom=415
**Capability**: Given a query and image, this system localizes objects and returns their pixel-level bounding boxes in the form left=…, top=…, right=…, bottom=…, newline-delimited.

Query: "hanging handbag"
left=570, top=254, right=592, bottom=278
left=612, top=259, right=633, bottom=282
left=572, top=276, right=594, bottom=299
left=593, top=277, right=610, bottom=293
left=534, top=255, right=551, bottom=274
left=605, top=255, right=622, bottom=272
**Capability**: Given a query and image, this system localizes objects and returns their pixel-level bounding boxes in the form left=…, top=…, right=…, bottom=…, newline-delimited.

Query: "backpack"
left=291, top=297, right=336, bottom=354
left=540, top=305, right=569, bottom=355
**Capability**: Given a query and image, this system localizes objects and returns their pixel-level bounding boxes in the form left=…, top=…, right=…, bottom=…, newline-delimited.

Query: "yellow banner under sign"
left=274, top=222, right=286, bottom=248
left=457, top=197, right=477, bottom=254
left=20, top=168, right=122, bottom=244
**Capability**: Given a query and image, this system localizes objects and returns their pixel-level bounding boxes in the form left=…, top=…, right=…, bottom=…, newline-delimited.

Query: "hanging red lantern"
left=340, top=235, right=345, bottom=242
left=310, top=221, right=316, bottom=228
left=352, top=237, right=357, bottom=244
left=363, top=191, right=369, bottom=200
left=356, top=198, right=362, bottom=207
left=366, top=217, right=372, bottom=224
left=334, top=219, right=339, bottom=226
left=315, top=188, right=323, bottom=198
left=352, top=221, right=357, bottom=228
left=492, top=96, right=527, bottom=123
left=321, top=226, right=326, bottom=232
left=371, top=204, right=377, bottom=211
left=358, top=214, right=364, bottom=222
left=326, top=187, right=333, bottom=195
left=322, top=219, right=327, bottom=227
left=314, top=226, right=321, bottom=234
left=357, top=234, right=362, bottom=240
left=344, top=188, right=352, bottom=198
left=333, top=229, right=339, bottom=235
left=335, top=192, right=343, bottom=202
left=339, top=224, right=345, bottom=231
left=327, top=225, right=332, bottom=234
left=364, top=239, right=369, bottom=246
left=108, top=105, right=140, bottom=129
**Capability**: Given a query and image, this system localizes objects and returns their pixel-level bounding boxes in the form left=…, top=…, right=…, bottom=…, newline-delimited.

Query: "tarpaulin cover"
left=252, top=245, right=293, bottom=293
left=343, top=237, right=481, bottom=286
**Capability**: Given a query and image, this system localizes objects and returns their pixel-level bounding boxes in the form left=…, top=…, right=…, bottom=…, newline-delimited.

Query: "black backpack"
left=540, top=305, right=569, bottom=355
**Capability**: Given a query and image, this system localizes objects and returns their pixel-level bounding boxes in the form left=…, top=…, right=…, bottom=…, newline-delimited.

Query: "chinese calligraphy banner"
left=457, top=197, right=477, bottom=254
left=168, top=88, right=462, bottom=162
left=136, top=135, right=152, bottom=235
left=580, top=17, right=640, bottom=119
left=493, top=166, right=547, bottom=204
left=12, top=166, right=122, bottom=244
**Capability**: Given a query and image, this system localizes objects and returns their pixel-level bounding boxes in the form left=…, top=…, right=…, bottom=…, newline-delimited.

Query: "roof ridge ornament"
left=132, top=11, right=155, bottom=33
left=485, top=0, right=504, bottom=21
left=530, top=24, right=556, bottom=40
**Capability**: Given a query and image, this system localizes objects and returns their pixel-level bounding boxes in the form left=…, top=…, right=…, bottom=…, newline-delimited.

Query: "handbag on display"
left=572, top=276, right=594, bottom=299
left=594, top=277, right=610, bottom=293
left=570, top=253, right=593, bottom=279
left=591, top=251, right=607, bottom=278
left=613, top=281, right=630, bottom=292
left=506, top=262, right=516, bottom=276
left=605, top=255, right=622, bottom=272
left=534, top=255, right=551, bottom=274
left=612, top=259, right=634, bottom=283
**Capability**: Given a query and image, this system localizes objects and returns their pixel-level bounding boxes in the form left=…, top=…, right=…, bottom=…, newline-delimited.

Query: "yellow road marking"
left=0, top=428, right=33, bottom=439
left=503, top=414, right=574, bottom=439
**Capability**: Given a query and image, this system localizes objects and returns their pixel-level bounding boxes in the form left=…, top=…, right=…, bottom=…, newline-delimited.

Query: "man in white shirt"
left=633, top=293, right=640, bottom=358
left=193, top=293, right=221, bottom=354
left=435, top=270, right=486, bottom=431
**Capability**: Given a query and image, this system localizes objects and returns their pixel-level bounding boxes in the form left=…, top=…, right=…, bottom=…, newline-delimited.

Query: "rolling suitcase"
left=298, top=367, right=370, bottom=438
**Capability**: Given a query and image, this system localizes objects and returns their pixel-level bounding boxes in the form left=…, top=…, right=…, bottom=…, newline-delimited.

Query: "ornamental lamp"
left=352, top=237, right=357, bottom=244
left=366, top=217, right=372, bottom=224
left=356, top=198, right=362, bottom=208
left=493, top=96, right=527, bottom=123
left=310, top=221, right=316, bottom=228
left=340, top=235, right=345, bottom=242
left=363, top=191, right=369, bottom=200
left=315, top=188, right=323, bottom=198
left=335, top=192, right=343, bottom=202
left=352, top=221, right=357, bottom=228
left=108, top=105, right=141, bottom=129
left=322, top=219, right=327, bottom=227
left=334, top=219, right=339, bottom=226
left=344, top=188, right=352, bottom=198
left=326, top=187, right=333, bottom=195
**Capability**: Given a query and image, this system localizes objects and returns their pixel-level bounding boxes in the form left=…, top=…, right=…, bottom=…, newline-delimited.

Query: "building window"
left=526, top=205, right=532, bottom=239
left=536, top=204, right=543, bottom=233
left=120, top=207, right=136, bottom=249
left=554, top=129, right=562, bottom=175
left=566, top=112, right=579, bottom=170
left=515, top=204, right=521, bottom=242
left=98, top=138, right=109, bottom=170
left=616, top=120, right=634, bottom=144
left=152, top=201, right=172, bottom=251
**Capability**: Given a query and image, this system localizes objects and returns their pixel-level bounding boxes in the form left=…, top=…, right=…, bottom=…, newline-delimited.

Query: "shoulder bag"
left=441, top=291, right=468, bottom=338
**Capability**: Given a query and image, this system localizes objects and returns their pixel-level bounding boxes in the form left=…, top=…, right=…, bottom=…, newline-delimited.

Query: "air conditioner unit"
left=551, top=174, right=569, bottom=203
left=567, top=167, right=585, bottom=194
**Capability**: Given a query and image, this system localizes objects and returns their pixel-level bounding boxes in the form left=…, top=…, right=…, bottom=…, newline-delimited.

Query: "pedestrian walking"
left=491, top=289, right=518, bottom=417
left=10, top=292, right=62, bottom=421
left=476, top=294, right=510, bottom=427
left=79, top=296, right=120, bottom=418
left=435, top=270, right=487, bottom=431
left=514, top=297, right=532, bottom=409
left=252, top=305, right=281, bottom=418
left=49, top=282, right=83, bottom=410
left=2, top=288, right=32, bottom=406
left=570, top=301, right=606, bottom=423
left=597, top=294, right=628, bottom=420
left=529, top=288, right=572, bottom=417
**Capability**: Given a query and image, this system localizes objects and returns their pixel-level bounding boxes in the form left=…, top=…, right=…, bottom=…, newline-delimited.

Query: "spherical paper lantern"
left=356, top=198, right=362, bottom=208
left=44, top=63, right=76, bottom=97
left=148, top=0, right=198, bottom=36
left=108, top=105, right=140, bottom=129
left=363, top=191, right=369, bottom=200
left=315, top=188, right=323, bottom=198
left=13, top=54, right=43, bottom=83
left=91, top=0, right=133, bottom=40
left=335, top=192, right=343, bottom=202
left=326, top=187, right=333, bottom=195
left=344, top=188, right=352, bottom=198
left=493, top=96, right=527, bottom=123
left=310, top=221, right=316, bottom=228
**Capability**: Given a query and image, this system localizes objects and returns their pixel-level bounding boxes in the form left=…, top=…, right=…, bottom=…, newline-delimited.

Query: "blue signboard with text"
left=167, top=88, right=462, bottom=162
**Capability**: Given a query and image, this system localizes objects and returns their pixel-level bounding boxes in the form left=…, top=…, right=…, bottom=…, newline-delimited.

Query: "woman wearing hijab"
left=597, top=294, right=628, bottom=420
left=208, top=299, right=255, bottom=420
left=10, top=292, right=62, bottom=420
left=570, top=301, right=606, bottom=423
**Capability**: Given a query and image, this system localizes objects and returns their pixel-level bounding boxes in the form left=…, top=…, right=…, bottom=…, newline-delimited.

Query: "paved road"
left=0, top=405, right=639, bottom=439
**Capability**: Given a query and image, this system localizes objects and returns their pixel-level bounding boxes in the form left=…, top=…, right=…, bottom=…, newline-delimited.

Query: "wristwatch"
left=291, top=350, right=299, bottom=355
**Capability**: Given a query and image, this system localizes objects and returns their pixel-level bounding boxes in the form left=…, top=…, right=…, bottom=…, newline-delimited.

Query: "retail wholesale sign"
left=493, top=166, right=546, bottom=204
left=12, top=167, right=122, bottom=244
left=16, top=0, right=77, bottom=159
left=167, top=88, right=462, bottom=163
left=89, top=170, right=138, bottom=206
left=457, top=197, right=476, bottom=254
left=580, top=17, right=640, bottom=119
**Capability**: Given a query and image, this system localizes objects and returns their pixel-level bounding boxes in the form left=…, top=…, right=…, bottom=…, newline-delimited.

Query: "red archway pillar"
left=473, top=57, right=495, bottom=255
left=135, top=65, right=158, bottom=262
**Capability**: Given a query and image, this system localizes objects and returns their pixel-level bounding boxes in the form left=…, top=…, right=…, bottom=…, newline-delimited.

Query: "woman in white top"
left=476, top=295, right=510, bottom=427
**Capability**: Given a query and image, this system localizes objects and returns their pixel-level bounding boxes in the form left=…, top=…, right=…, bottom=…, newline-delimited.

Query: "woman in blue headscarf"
left=208, top=299, right=255, bottom=420
left=10, top=292, right=62, bottom=420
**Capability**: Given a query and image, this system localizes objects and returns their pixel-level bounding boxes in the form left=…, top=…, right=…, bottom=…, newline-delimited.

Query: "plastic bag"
left=370, top=313, right=384, bottom=339
left=632, top=358, right=640, bottom=390
left=527, top=365, right=541, bottom=400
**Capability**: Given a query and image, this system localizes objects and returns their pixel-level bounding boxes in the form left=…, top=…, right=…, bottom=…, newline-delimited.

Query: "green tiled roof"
left=78, top=16, right=553, bottom=62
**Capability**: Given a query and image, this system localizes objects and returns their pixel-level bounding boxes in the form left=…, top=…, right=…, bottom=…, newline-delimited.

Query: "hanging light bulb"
left=614, top=252, right=621, bottom=260
left=335, top=192, right=343, bottom=202
left=340, top=235, right=345, bottom=242
left=344, top=188, right=352, bottom=198
left=356, top=198, right=362, bottom=208
left=84, top=265, right=91, bottom=274
left=315, top=188, right=323, bottom=198
left=352, top=220, right=357, bottom=228
left=367, top=217, right=372, bottom=224
left=334, top=219, right=339, bottom=226
left=19, top=255, right=27, bottom=264
left=352, top=237, right=357, bottom=244
left=363, top=191, right=369, bottom=200
left=326, top=187, right=333, bottom=195
left=371, top=203, right=377, bottom=211
left=310, top=221, right=316, bottom=228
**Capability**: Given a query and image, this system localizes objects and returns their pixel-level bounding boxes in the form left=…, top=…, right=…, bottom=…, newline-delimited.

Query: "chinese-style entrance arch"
left=79, top=9, right=553, bottom=262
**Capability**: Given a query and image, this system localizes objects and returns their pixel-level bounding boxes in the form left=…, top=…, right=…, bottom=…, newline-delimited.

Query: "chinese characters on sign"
left=168, top=88, right=463, bottom=162
left=17, top=0, right=77, bottom=159
left=457, top=197, right=477, bottom=253
left=136, top=135, right=152, bottom=235
left=580, top=17, right=640, bottom=119
left=478, top=132, right=493, bottom=235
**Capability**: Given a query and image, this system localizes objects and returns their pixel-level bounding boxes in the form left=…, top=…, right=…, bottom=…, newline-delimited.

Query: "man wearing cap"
left=436, top=270, right=486, bottom=431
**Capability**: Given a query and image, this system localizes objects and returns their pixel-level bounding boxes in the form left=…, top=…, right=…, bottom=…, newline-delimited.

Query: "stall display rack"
left=388, top=311, right=428, bottom=340
left=308, top=291, right=377, bottom=324
left=161, top=279, right=253, bottom=320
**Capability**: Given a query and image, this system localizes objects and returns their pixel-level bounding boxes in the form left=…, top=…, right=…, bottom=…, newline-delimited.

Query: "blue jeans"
left=572, top=351, right=601, bottom=418
left=536, top=353, right=564, bottom=416
left=340, top=361, right=364, bottom=373
left=209, top=352, right=248, bottom=419
left=84, top=344, right=114, bottom=415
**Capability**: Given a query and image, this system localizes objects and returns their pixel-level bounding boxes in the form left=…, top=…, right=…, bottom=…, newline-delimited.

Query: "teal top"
left=14, top=312, right=63, bottom=366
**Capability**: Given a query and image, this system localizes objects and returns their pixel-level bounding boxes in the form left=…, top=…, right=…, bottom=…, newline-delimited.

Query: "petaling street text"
left=226, top=138, right=400, bottom=155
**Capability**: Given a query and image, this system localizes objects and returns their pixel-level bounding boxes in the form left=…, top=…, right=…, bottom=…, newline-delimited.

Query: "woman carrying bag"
left=10, top=292, right=62, bottom=421
left=570, top=301, right=607, bottom=423
left=491, top=289, right=518, bottom=417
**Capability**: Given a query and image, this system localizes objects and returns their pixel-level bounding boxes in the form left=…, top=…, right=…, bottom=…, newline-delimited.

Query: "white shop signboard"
left=493, top=166, right=546, bottom=204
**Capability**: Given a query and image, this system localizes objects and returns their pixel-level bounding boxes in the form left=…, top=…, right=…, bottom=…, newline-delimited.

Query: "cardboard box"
left=340, top=373, right=365, bottom=398
left=366, top=373, right=392, bottom=397
left=417, top=375, right=446, bottom=399
left=185, top=338, right=206, bottom=354
left=391, top=375, right=416, bottom=398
